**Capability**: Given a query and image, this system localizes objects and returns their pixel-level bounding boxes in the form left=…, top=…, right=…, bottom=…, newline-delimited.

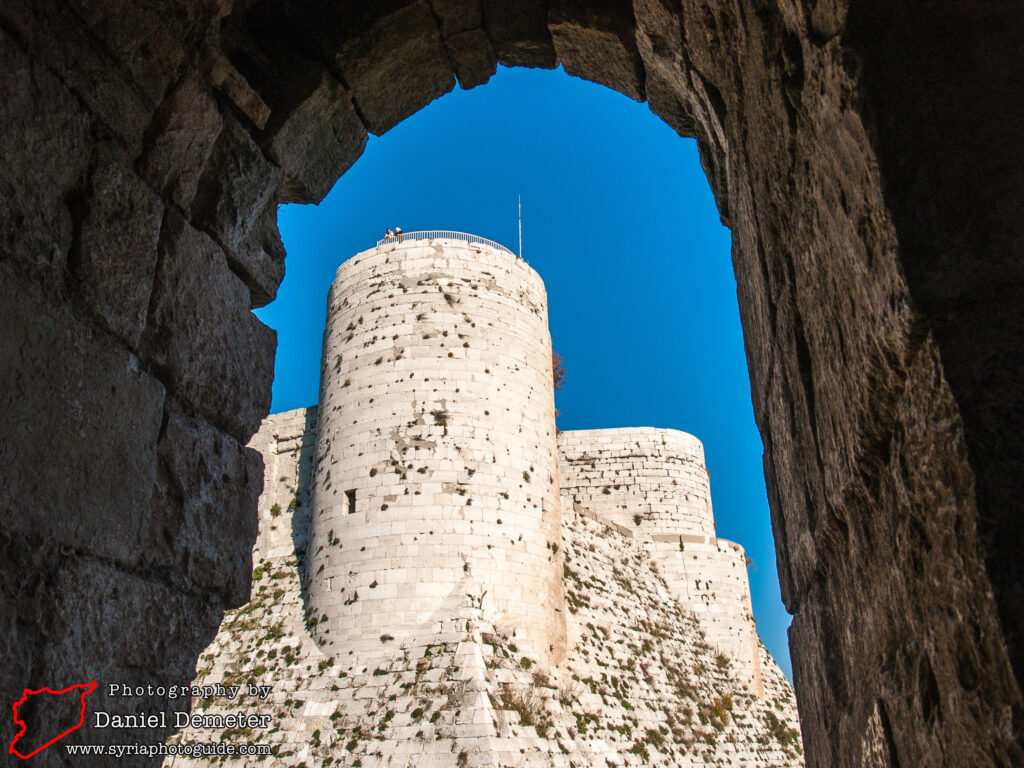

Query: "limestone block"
left=138, top=76, right=224, bottom=210
left=323, top=2, right=456, bottom=135
left=62, top=0, right=189, bottom=103
left=34, top=556, right=223, bottom=753
left=444, top=29, right=499, bottom=90
left=0, top=0, right=152, bottom=149
left=0, top=533, right=59, bottom=754
left=548, top=0, right=645, bottom=101
left=72, top=144, right=164, bottom=348
left=0, top=28, right=90, bottom=295
left=480, top=0, right=556, bottom=68
left=263, top=67, right=368, bottom=205
left=0, top=267, right=165, bottom=568
left=146, top=410, right=262, bottom=607
left=189, top=115, right=285, bottom=305
left=141, top=210, right=275, bottom=441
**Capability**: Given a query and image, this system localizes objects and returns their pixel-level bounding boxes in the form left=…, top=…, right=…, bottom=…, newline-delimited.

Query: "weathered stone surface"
left=549, top=0, right=646, bottom=101
left=0, top=533, right=60, bottom=758
left=34, top=556, right=224, bottom=754
left=265, top=68, right=367, bottom=205
left=147, top=410, right=262, bottom=607
left=481, top=0, right=557, bottom=68
left=786, top=339, right=1022, bottom=766
left=142, top=211, right=275, bottom=441
left=71, top=144, right=164, bottom=348
left=0, top=28, right=90, bottom=295
left=235, top=201, right=287, bottom=309
left=431, top=0, right=485, bottom=36
left=0, top=0, right=152, bottom=149
left=0, top=266, right=165, bottom=568
left=444, top=28, right=498, bottom=89
left=63, top=0, right=188, bottom=103
left=429, top=0, right=498, bottom=88
left=632, top=0, right=696, bottom=135
left=328, top=1, right=456, bottom=135
left=190, top=115, right=284, bottom=303
left=842, top=1, right=1024, bottom=702
left=138, top=76, right=224, bottom=210
left=206, top=46, right=271, bottom=130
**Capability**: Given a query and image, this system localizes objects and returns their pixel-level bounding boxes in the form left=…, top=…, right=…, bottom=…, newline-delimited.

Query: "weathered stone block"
left=444, top=29, right=498, bottom=90
left=0, top=267, right=165, bottom=567
left=330, top=2, right=456, bottom=135
left=72, top=145, right=164, bottom=348
left=0, top=28, right=90, bottom=294
left=190, top=115, right=284, bottom=303
left=33, top=556, right=224, bottom=752
left=431, top=0, right=485, bottom=36
left=0, top=0, right=152, bottom=149
left=62, top=0, right=187, bottom=103
left=147, top=410, right=262, bottom=607
left=480, top=0, right=556, bottom=69
left=138, top=76, right=224, bottom=210
left=0, top=532, right=59, bottom=757
left=206, top=46, right=271, bottom=130
left=548, top=0, right=645, bottom=101
left=142, top=211, right=275, bottom=441
left=234, top=201, right=287, bottom=309
left=265, top=67, right=367, bottom=205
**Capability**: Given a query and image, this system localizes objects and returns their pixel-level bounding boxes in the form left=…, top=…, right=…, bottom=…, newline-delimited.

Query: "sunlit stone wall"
left=307, top=237, right=566, bottom=664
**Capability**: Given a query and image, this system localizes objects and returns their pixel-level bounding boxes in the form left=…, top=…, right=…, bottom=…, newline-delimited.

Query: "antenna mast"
left=518, top=195, right=523, bottom=260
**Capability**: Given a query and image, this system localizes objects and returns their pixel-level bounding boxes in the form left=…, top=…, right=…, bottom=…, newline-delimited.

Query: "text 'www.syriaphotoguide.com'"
left=64, top=742, right=272, bottom=758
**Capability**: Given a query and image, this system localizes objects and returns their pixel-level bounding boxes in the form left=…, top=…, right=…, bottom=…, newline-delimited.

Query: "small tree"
left=552, top=351, right=566, bottom=391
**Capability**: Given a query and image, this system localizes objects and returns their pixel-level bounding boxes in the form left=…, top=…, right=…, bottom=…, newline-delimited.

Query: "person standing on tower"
left=385, top=228, right=394, bottom=241
left=395, top=226, right=403, bottom=242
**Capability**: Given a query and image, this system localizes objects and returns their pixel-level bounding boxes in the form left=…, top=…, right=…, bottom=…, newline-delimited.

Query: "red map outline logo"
left=8, top=681, right=97, bottom=759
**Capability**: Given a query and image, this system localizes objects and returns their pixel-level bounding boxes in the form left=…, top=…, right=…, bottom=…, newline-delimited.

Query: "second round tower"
left=307, top=235, right=566, bottom=665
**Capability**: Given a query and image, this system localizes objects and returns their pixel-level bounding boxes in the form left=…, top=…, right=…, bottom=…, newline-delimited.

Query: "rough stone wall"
left=652, top=537, right=764, bottom=698
left=308, top=239, right=565, bottom=666
left=166, top=409, right=802, bottom=767
left=2, top=0, right=1021, bottom=766
left=0, top=1, right=275, bottom=759
left=558, top=428, right=762, bottom=695
left=557, top=428, right=716, bottom=537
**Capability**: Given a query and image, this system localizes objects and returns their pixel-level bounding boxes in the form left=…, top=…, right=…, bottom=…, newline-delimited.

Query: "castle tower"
left=307, top=233, right=566, bottom=665
left=558, top=428, right=764, bottom=695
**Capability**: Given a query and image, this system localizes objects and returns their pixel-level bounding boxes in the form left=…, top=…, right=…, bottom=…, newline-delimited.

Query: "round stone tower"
left=307, top=233, right=566, bottom=665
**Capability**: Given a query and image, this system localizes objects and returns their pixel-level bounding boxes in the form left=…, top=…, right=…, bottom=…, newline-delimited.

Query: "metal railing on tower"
left=376, top=230, right=515, bottom=256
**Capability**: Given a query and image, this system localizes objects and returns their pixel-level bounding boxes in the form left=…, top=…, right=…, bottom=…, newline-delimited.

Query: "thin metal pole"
left=518, top=195, right=523, bottom=260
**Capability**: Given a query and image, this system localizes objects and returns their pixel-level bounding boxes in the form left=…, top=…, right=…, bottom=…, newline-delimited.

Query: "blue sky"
left=257, top=65, right=793, bottom=679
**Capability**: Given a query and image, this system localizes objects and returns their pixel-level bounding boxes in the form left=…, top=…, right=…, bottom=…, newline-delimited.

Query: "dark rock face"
left=0, top=1, right=1020, bottom=766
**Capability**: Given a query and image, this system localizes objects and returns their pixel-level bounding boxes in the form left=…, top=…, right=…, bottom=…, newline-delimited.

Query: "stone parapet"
left=558, top=427, right=715, bottom=538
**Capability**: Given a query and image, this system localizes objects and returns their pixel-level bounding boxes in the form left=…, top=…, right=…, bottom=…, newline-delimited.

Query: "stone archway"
left=0, top=1, right=1020, bottom=765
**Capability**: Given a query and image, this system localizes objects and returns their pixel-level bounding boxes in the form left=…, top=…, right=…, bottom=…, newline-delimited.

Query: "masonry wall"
left=558, top=428, right=762, bottom=693
left=168, top=414, right=803, bottom=767
left=558, top=428, right=715, bottom=537
left=247, top=406, right=318, bottom=566
left=652, top=536, right=764, bottom=696
left=307, top=238, right=565, bottom=664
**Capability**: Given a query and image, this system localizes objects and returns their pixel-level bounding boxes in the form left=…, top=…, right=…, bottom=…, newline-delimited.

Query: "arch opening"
left=1, top=0, right=1020, bottom=765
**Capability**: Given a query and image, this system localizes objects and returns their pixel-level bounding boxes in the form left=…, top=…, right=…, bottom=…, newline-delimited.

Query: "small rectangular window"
left=345, top=489, right=357, bottom=515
